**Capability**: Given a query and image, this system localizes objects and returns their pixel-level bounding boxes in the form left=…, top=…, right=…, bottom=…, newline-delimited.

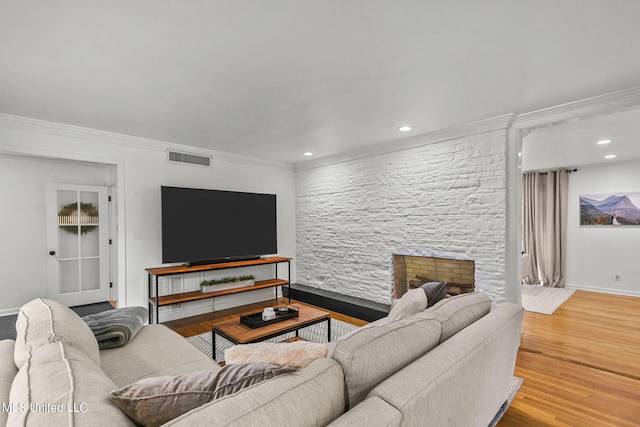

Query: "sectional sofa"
left=0, top=291, right=522, bottom=426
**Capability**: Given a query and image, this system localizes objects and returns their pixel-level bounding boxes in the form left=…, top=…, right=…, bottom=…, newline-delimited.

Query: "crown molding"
left=512, top=86, right=640, bottom=131
left=0, top=114, right=293, bottom=171
left=295, top=113, right=515, bottom=171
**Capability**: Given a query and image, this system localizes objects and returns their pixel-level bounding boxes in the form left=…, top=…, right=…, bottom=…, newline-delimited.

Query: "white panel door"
left=46, top=184, right=110, bottom=306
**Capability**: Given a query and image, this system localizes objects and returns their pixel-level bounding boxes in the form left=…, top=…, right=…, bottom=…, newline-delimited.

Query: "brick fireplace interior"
left=393, top=254, right=475, bottom=299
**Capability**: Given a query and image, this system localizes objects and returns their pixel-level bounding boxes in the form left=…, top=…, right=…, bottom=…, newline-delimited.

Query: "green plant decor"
left=200, top=275, right=255, bottom=287
left=58, top=202, right=98, bottom=235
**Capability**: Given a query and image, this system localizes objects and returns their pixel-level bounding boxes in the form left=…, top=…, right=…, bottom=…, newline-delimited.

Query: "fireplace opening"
left=393, top=254, right=475, bottom=299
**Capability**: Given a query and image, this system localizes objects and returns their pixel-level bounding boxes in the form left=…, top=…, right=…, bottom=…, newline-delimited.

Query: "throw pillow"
left=386, top=288, right=428, bottom=322
left=212, top=362, right=296, bottom=399
left=420, top=281, right=447, bottom=307
left=224, top=341, right=328, bottom=367
left=110, top=362, right=296, bottom=427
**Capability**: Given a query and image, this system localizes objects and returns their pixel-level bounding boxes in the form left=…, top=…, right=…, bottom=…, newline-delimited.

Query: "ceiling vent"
left=167, top=150, right=212, bottom=167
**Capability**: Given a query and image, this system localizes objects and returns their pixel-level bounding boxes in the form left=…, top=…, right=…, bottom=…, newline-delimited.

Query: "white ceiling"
left=2, top=1, right=640, bottom=164
left=523, top=107, right=640, bottom=172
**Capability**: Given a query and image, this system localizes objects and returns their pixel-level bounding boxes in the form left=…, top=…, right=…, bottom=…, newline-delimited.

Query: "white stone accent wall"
left=296, top=129, right=509, bottom=305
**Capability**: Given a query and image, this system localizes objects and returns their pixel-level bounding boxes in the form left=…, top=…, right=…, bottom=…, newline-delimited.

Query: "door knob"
left=49, top=251, right=56, bottom=256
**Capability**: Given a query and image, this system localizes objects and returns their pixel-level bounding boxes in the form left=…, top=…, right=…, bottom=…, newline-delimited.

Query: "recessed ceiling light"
left=604, top=154, right=616, bottom=159
left=398, top=126, right=412, bottom=132
left=597, top=139, right=612, bottom=145
left=303, top=152, right=313, bottom=156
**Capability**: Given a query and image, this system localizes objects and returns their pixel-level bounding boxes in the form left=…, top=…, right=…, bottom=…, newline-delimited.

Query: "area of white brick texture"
left=295, top=129, right=508, bottom=305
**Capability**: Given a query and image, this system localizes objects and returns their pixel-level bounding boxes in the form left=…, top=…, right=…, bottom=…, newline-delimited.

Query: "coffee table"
left=211, top=304, right=331, bottom=361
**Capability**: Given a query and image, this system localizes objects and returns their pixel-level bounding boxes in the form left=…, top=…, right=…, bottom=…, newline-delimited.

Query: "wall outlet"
left=614, top=273, right=621, bottom=281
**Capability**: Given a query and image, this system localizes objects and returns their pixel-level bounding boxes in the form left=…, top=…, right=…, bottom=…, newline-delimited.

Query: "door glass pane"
left=79, top=191, right=99, bottom=225
left=58, top=228, right=79, bottom=259
left=59, top=260, right=80, bottom=294
left=81, top=258, right=100, bottom=291
left=57, top=190, right=79, bottom=258
left=79, top=191, right=100, bottom=257
left=81, top=226, right=100, bottom=257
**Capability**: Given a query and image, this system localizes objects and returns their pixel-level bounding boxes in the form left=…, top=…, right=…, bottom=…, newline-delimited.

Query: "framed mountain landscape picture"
left=580, top=191, right=640, bottom=226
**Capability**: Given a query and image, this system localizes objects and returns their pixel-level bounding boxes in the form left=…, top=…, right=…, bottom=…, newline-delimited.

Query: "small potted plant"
left=200, top=275, right=255, bottom=293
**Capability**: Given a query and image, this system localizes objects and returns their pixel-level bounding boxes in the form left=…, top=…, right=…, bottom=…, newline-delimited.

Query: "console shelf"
left=146, top=257, right=291, bottom=324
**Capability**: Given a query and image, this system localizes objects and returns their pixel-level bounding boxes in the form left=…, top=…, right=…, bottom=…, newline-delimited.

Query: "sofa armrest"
left=165, top=358, right=345, bottom=427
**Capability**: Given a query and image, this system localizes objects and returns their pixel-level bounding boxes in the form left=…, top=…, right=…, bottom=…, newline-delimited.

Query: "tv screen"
left=161, top=186, right=277, bottom=264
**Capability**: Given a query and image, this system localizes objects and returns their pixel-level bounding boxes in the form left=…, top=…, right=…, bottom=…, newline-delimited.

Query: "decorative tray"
left=240, top=307, right=299, bottom=329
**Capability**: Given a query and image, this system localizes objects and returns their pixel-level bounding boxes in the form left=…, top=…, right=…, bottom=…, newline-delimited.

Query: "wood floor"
left=498, top=290, right=640, bottom=427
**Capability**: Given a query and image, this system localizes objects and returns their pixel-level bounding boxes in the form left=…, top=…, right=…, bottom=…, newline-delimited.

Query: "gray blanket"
left=82, top=307, right=148, bottom=349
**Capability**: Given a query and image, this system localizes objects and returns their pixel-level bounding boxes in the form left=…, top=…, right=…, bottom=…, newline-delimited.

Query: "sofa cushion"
left=387, top=288, right=428, bottom=322
left=427, top=292, right=491, bottom=342
left=110, top=363, right=296, bottom=427
left=165, top=358, right=345, bottom=427
left=8, top=341, right=133, bottom=426
left=421, top=281, right=447, bottom=307
left=100, top=324, right=221, bottom=388
left=0, top=340, right=18, bottom=427
left=331, top=311, right=441, bottom=409
left=327, top=396, right=402, bottom=427
left=224, top=341, right=328, bottom=368
left=14, top=298, right=100, bottom=369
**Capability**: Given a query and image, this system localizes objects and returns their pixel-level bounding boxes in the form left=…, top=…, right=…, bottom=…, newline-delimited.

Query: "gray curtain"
left=522, top=169, right=569, bottom=288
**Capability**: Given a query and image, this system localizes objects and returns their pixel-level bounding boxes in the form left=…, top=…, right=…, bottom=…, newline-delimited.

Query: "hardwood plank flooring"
left=498, top=290, right=640, bottom=426
left=520, top=290, right=640, bottom=379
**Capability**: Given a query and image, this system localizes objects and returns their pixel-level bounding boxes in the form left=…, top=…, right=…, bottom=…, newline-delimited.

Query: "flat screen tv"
left=161, top=186, right=277, bottom=265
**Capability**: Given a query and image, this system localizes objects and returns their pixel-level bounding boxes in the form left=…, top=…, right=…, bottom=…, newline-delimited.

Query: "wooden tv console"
left=146, top=256, right=291, bottom=324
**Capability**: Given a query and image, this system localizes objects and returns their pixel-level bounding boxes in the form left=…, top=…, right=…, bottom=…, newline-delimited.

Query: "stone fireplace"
left=393, top=254, right=475, bottom=299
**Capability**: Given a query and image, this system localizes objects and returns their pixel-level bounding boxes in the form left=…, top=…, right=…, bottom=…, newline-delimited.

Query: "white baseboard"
left=566, top=283, right=640, bottom=298
left=0, top=307, right=20, bottom=317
